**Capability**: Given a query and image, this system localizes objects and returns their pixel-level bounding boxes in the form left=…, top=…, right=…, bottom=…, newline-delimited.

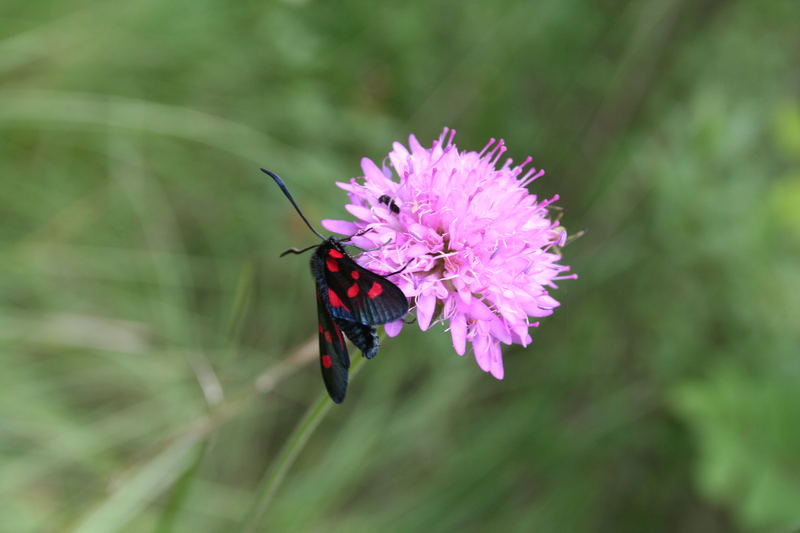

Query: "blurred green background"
left=2, top=1, right=799, bottom=532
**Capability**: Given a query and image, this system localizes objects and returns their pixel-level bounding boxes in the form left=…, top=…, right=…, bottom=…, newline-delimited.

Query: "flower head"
left=322, top=128, right=575, bottom=379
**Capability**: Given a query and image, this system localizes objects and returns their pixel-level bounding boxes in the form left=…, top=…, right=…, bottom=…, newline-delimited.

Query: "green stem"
left=153, top=440, right=209, bottom=533
left=239, top=355, right=366, bottom=533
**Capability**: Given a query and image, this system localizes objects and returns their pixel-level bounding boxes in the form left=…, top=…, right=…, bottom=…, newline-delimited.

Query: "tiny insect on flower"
left=378, top=194, right=400, bottom=214
left=322, top=128, right=576, bottom=379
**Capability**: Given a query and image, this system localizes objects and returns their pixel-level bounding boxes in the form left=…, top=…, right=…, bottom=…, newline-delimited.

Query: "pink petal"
left=407, top=223, right=433, bottom=241
left=391, top=142, right=409, bottom=158
left=384, top=319, right=404, bottom=337
left=408, top=134, right=424, bottom=155
left=538, top=294, right=560, bottom=309
left=395, top=279, right=417, bottom=297
left=489, top=342, right=504, bottom=380
left=448, top=221, right=462, bottom=248
left=416, top=292, right=436, bottom=331
left=442, top=296, right=456, bottom=318
left=380, top=159, right=393, bottom=178
left=350, top=235, right=374, bottom=249
left=389, top=143, right=410, bottom=175
left=511, top=324, right=532, bottom=346
left=433, top=283, right=450, bottom=299
left=457, top=284, right=472, bottom=305
left=473, top=335, right=492, bottom=372
left=361, top=157, right=393, bottom=189
left=345, top=204, right=375, bottom=222
left=321, top=219, right=360, bottom=235
left=450, top=312, right=467, bottom=356
left=512, top=331, right=532, bottom=346
left=489, top=316, right=512, bottom=344
left=406, top=244, right=430, bottom=257
left=467, top=299, right=495, bottom=320
left=526, top=306, right=554, bottom=318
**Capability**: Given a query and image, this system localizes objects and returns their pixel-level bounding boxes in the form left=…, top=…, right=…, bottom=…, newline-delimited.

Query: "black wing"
left=316, top=291, right=349, bottom=403
left=336, top=319, right=379, bottom=359
left=319, top=245, right=409, bottom=326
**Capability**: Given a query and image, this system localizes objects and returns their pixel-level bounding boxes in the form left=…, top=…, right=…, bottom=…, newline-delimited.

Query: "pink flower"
left=322, top=128, right=575, bottom=379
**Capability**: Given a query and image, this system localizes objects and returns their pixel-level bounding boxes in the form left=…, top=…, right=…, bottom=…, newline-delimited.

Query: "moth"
left=263, top=169, right=409, bottom=403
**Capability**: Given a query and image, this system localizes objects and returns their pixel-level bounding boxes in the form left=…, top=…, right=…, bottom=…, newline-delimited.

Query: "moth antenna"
left=261, top=168, right=326, bottom=241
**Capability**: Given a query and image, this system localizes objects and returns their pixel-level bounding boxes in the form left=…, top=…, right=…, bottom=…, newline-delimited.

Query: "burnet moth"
left=262, top=169, right=409, bottom=403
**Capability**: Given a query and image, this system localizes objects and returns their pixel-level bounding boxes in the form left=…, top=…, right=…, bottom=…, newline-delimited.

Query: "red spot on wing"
left=367, top=281, right=383, bottom=299
left=324, top=331, right=333, bottom=342
left=328, top=288, right=351, bottom=312
left=326, top=258, right=339, bottom=272
left=319, top=325, right=323, bottom=333
left=321, top=355, right=333, bottom=368
left=328, top=248, right=344, bottom=258
left=351, top=270, right=360, bottom=279
left=347, top=283, right=359, bottom=298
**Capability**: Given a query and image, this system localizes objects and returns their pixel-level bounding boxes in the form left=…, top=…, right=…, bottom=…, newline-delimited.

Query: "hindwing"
left=316, top=290, right=349, bottom=403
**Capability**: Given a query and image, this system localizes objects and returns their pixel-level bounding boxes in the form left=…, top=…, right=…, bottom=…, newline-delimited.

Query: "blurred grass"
left=1, top=1, right=799, bottom=532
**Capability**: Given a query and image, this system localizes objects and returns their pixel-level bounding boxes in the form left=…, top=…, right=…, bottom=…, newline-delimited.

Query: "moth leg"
left=336, top=227, right=375, bottom=245
left=380, top=259, right=413, bottom=277
left=280, top=243, right=319, bottom=257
